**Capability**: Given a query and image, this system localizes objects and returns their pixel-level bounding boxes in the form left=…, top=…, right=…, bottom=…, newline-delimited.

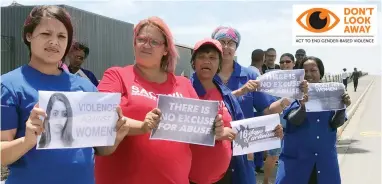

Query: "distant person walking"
left=341, top=68, right=349, bottom=91
left=350, top=68, right=361, bottom=92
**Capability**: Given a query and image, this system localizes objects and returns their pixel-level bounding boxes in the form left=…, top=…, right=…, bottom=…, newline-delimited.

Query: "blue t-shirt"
left=1, top=65, right=98, bottom=184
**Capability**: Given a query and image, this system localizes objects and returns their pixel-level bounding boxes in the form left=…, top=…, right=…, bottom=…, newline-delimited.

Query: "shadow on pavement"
left=337, top=139, right=360, bottom=145
left=337, top=146, right=370, bottom=154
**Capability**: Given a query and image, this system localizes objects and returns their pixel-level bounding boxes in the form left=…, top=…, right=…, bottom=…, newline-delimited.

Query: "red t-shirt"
left=94, top=65, right=199, bottom=184
left=189, top=88, right=233, bottom=184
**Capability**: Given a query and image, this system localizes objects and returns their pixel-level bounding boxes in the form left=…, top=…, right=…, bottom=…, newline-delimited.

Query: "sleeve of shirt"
left=1, top=84, right=19, bottom=130
left=97, top=67, right=123, bottom=93
left=88, top=72, right=99, bottom=87
left=282, top=100, right=300, bottom=119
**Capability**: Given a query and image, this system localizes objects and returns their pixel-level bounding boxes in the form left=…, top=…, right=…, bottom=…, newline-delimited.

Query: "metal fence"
left=1, top=35, right=15, bottom=74
left=322, top=72, right=368, bottom=83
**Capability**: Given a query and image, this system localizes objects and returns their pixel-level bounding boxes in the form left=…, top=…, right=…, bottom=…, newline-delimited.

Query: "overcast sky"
left=2, top=0, right=381, bottom=75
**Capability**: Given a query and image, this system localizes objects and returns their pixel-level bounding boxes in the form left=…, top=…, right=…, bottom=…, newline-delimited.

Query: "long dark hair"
left=38, top=93, right=74, bottom=148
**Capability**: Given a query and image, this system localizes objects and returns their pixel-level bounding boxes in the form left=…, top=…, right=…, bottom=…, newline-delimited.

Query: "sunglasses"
left=280, top=60, right=293, bottom=64
left=135, top=36, right=165, bottom=48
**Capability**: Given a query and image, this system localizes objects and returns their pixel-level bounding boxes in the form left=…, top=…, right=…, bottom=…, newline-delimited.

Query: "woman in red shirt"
left=94, top=17, right=223, bottom=184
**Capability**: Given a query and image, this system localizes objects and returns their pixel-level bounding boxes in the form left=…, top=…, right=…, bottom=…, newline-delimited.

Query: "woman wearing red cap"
left=189, top=38, right=284, bottom=184
left=94, top=17, right=224, bottom=184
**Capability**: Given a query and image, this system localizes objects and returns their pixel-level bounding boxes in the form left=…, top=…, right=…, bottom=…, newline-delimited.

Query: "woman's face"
left=26, top=17, right=68, bottom=64
left=280, top=56, right=295, bottom=70
left=134, top=25, right=168, bottom=69
left=218, top=38, right=236, bottom=61
left=194, top=49, right=220, bottom=80
left=303, top=59, right=321, bottom=83
left=49, top=100, right=68, bottom=134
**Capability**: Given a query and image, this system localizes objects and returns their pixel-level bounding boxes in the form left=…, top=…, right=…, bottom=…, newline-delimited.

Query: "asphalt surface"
left=337, top=76, right=381, bottom=184
left=256, top=75, right=378, bottom=184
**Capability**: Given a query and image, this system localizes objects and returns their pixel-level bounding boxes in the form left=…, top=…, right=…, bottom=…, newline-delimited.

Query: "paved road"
left=337, top=76, right=381, bottom=184
left=256, top=75, right=376, bottom=184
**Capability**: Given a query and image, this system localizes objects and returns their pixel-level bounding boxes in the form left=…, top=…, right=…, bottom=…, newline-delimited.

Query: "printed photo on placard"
left=150, top=95, right=219, bottom=146
left=305, top=82, right=346, bottom=112
left=37, top=91, right=121, bottom=149
left=231, top=114, right=281, bottom=156
left=258, top=69, right=305, bottom=99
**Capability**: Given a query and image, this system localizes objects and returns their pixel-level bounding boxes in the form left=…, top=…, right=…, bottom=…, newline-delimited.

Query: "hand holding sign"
left=25, top=103, right=47, bottom=147
left=220, top=127, right=237, bottom=141
left=273, top=124, right=284, bottom=139
left=342, top=93, right=351, bottom=107
left=300, top=93, right=309, bottom=105
left=239, top=80, right=260, bottom=95
left=115, top=107, right=130, bottom=143
left=142, top=108, right=162, bottom=133
left=214, top=114, right=224, bottom=140
left=300, top=80, right=309, bottom=94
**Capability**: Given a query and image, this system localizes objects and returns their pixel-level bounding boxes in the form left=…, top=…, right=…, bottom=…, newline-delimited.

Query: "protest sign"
left=258, top=69, right=305, bottom=99
left=150, top=95, right=219, bottom=146
left=264, top=68, right=280, bottom=74
left=231, top=114, right=281, bottom=156
left=37, top=91, right=121, bottom=149
left=305, top=82, right=346, bottom=112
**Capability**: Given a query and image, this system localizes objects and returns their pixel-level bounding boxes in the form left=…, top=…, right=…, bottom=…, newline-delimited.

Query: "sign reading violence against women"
left=258, top=69, right=305, bottom=99
left=36, top=91, right=121, bottom=149
left=150, top=95, right=219, bottom=146
left=231, top=114, right=281, bottom=156
left=305, top=82, right=346, bottom=112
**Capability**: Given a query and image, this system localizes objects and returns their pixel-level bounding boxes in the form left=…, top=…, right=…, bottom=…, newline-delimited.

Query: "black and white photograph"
left=37, top=91, right=121, bottom=149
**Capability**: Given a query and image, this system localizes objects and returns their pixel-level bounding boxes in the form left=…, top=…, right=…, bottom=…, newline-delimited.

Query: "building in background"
left=1, top=2, right=193, bottom=78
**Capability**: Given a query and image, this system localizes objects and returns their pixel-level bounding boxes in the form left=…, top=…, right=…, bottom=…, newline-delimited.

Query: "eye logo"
left=297, top=8, right=340, bottom=33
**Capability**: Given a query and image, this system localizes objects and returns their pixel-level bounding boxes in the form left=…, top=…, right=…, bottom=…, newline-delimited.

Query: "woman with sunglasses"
left=94, top=17, right=224, bottom=184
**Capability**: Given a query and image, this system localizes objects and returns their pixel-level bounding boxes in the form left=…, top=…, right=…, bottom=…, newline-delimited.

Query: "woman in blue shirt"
left=1, top=6, right=129, bottom=184
left=210, top=26, right=308, bottom=184
left=275, top=56, right=351, bottom=184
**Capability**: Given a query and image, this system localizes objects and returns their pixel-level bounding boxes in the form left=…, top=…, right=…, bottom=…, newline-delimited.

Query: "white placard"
left=37, top=91, right=121, bottom=149
left=231, top=114, right=281, bottom=156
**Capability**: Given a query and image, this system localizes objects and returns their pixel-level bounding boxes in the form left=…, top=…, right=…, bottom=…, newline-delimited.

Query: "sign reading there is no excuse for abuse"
left=37, top=91, right=121, bottom=149
left=258, top=69, right=305, bottom=100
left=150, top=95, right=219, bottom=146
left=231, top=114, right=281, bottom=156
left=305, top=82, right=346, bottom=112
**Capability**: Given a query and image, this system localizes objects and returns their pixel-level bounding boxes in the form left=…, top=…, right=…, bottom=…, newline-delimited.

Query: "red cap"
left=193, top=38, right=223, bottom=54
